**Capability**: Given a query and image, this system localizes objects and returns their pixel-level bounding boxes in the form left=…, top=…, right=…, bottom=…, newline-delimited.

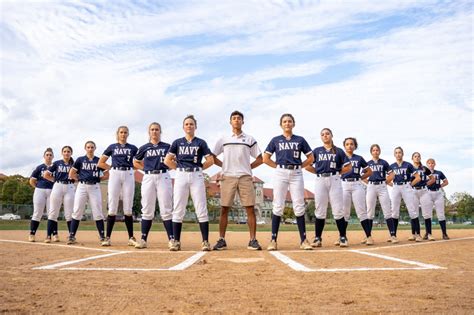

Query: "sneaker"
left=360, top=237, right=367, bottom=244
left=387, top=237, right=392, bottom=243
left=201, top=241, right=211, bottom=251
left=339, top=237, right=348, bottom=247
left=168, top=240, right=174, bottom=250
left=366, top=236, right=374, bottom=245
left=311, top=237, right=322, bottom=248
left=300, top=239, right=313, bottom=250
left=169, top=240, right=181, bottom=251
left=213, top=238, right=227, bottom=251
left=442, top=234, right=450, bottom=240
left=28, top=234, right=35, bottom=242
left=415, top=234, right=423, bottom=242
left=67, top=236, right=76, bottom=245
left=247, top=239, right=262, bottom=250
left=128, top=236, right=137, bottom=246
left=44, top=236, right=51, bottom=243
left=267, top=239, right=277, bottom=251
left=422, top=233, right=428, bottom=240
left=334, top=239, right=340, bottom=246
left=101, top=237, right=111, bottom=247
left=390, top=236, right=399, bottom=244
left=427, top=234, right=436, bottom=241
left=408, top=234, right=416, bottom=241
left=135, top=239, right=147, bottom=249
left=52, top=235, right=60, bottom=242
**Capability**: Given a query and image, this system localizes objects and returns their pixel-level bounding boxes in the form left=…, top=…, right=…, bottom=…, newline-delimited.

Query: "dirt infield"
left=1, top=229, right=473, bottom=314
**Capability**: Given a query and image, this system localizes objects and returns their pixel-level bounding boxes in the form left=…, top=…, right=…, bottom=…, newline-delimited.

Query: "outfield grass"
left=0, top=220, right=472, bottom=232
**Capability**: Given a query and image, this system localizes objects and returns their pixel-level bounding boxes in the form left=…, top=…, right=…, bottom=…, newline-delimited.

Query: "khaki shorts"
left=220, top=175, right=256, bottom=207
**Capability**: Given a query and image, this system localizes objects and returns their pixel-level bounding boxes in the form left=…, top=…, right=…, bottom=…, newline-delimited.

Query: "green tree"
left=133, top=182, right=142, bottom=216
left=306, top=200, right=315, bottom=222
left=1, top=179, right=20, bottom=203
left=13, top=182, right=34, bottom=204
left=450, top=192, right=474, bottom=219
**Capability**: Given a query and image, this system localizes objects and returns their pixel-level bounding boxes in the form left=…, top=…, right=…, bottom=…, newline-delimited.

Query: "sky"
left=1, top=0, right=472, bottom=198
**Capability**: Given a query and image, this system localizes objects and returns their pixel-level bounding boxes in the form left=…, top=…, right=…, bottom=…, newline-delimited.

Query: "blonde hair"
left=116, top=126, right=129, bottom=141
left=148, top=122, right=162, bottom=141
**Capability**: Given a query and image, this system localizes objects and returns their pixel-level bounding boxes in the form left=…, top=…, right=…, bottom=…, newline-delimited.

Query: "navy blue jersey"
left=73, top=156, right=104, bottom=183
left=341, top=154, right=368, bottom=180
left=428, top=170, right=447, bottom=191
left=367, top=159, right=392, bottom=182
left=413, top=165, right=432, bottom=188
left=134, top=142, right=170, bottom=172
left=102, top=143, right=138, bottom=168
left=169, top=137, right=211, bottom=168
left=48, top=159, right=73, bottom=182
left=312, top=146, right=349, bottom=174
left=30, top=164, right=54, bottom=189
left=390, top=161, right=415, bottom=184
left=264, top=135, right=312, bottom=166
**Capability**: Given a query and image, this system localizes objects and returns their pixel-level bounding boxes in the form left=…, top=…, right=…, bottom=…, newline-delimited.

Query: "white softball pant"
left=413, top=188, right=433, bottom=219
left=366, top=183, right=391, bottom=219
left=48, top=183, right=75, bottom=221
left=107, top=169, right=135, bottom=216
left=342, top=180, right=367, bottom=221
left=272, top=168, right=305, bottom=217
left=428, top=190, right=446, bottom=221
left=141, top=173, right=173, bottom=221
left=314, top=175, right=344, bottom=220
left=172, top=170, right=208, bottom=223
left=391, top=183, right=417, bottom=219
left=72, top=183, right=104, bottom=221
left=31, top=188, right=52, bottom=221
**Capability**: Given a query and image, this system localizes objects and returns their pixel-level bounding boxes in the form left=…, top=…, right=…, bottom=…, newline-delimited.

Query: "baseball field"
left=1, top=228, right=473, bottom=314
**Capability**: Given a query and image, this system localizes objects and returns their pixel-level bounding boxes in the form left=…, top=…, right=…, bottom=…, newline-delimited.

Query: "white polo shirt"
left=213, top=132, right=261, bottom=177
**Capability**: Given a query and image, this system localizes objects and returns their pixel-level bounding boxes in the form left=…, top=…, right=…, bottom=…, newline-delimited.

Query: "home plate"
left=216, top=258, right=264, bottom=263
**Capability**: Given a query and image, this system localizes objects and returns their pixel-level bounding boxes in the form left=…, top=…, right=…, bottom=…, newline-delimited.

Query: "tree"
left=450, top=192, right=474, bottom=219
left=1, top=179, right=20, bottom=203
left=13, top=182, right=34, bottom=204
left=132, top=182, right=142, bottom=216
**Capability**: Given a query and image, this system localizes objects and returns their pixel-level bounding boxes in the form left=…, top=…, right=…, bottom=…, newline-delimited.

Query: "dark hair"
left=43, top=147, right=53, bottom=157
left=321, top=128, right=336, bottom=154
left=116, top=126, right=129, bottom=141
left=230, top=111, right=244, bottom=120
left=394, top=146, right=404, bottom=154
left=183, top=114, right=197, bottom=127
left=84, top=141, right=96, bottom=149
left=280, top=113, right=295, bottom=126
left=370, top=144, right=380, bottom=153
left=148, top=122, right=162, bottom=141
left=343, top=137, right=358, bottom=150
left=61, top=145, right=74, bottom=165
left=412, top=152, right=422, bottom=166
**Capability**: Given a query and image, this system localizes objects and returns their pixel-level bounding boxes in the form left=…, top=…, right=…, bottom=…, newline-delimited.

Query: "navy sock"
left=335, top=218, right=346, bottom=237
left=368, top=219, right=373, bottom=235
left=30, top=220, right=40, bottom=235
left=410, top=219, right=416, bottom=235
left=124, top=215, right=134, bottom=238
left=106, top=215, right=116, bottom=238
left=46, top=220, right=54, bottom=237
left=439, top=220, right=447, bottom=235
left=296, top=215, right=306, bottom=243
left=95, top=220, right=105, bottom=239
left=70, top=219, right=80, bottom=237
left=393, top=218, right=399, bottom=235
left=360, top=219, right=370, bottom=237
left=315, top=218, right=325, bottom=238
left=162, top=219, right=173, bottom=240
left=271, top=214, right=281, bottom=241
left=425, top=218, right=432, bottom=235
left=172, top=222, right=183, bottom=241
left=52, top=221, right=58, bottom=236
left=411, top=217, right=420, bottom=234
left=199, top=222, right=209, bottom=242
left=66, top=220, right=71, bottom=233
left=386, top=218, right=394, bottom=236
left=141, top=219, right=153, bottom=241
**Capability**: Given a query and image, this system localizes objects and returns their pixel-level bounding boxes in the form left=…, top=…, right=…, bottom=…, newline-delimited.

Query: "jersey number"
left=293, top=151, right=300, bottom=159
left=330, top=162, right=336, bottom=169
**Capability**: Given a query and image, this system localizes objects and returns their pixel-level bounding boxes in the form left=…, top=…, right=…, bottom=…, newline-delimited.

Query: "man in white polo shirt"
left=212, top=110, right=263, bottom=250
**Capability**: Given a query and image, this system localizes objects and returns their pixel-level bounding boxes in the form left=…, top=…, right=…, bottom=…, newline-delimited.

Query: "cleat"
left=408, top=234, right=416, bottom=241
left=201, top=240, right=211, bottom=251
left=427, top=234, right=436, bottom=241
left=44, top=236, right=51, bottom=243
left=168, top=240, right=174, bottom=250
left=339, top=237, right=348, bottom=248
left=334, top=239, right=340, bottom=246
left=422, top=233, right=428, bottom=240
left=299, top=239, right=313, bottom=250
left=135, top=239, right=147, bottom=249
left=101, top=237, right=111, bottom=247
left=390, top=236, right=399, bottom=244
left=311, top=237, right=322, bottom=248
left=366, top=236, right=374, bottom=245
left=28, top=235, right=35, bottom=242
left=213, top=238, right=227, bottom=251
left=67, top=236, right=76, bottom=245
left=442, top=234, right=450, bottom=240
left=169, top=240, right=181, bottom=251
left=128, top=236, right=137, bottom=246
left=247, top=239, right=262, bottom=250
left=415, top=234, right=423, bottom=242
left=52, top=235, right=60, bottom=242
left=360, top=237, right=367, bottom=244
left=267, top=240, right=277, bottom=251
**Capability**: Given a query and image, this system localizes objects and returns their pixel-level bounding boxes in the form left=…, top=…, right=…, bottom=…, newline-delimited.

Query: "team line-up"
left=27, top=111, right=449, bottom=251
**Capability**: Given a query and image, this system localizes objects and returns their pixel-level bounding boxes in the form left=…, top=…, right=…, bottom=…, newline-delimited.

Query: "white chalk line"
left=0, top=239, right=122, bottom=253
left=33, top=252, right=127, bottom=270
left=350, top=250, right=445, bottom=270
left=269, top=252, right=313, bottom=272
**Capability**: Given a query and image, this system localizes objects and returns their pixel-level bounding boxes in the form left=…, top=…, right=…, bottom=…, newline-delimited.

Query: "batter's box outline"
left=270, top=249, right=445, bottom=272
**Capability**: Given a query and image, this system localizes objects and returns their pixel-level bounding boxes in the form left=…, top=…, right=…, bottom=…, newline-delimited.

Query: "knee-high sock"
left=410, top=219, right=416, bottom=235
left=411, top=218, right=420, bottom=234
left=271, top=214, right=281, bottom=241
left=335, top=218, right=346, bottom=237
left=124, top=215, right=134, bottom=238
left=360, top=219, right=370, bottom=237
left=393, top=218, right=399, bottom=236
left=439, top=220, right=447, bottom=235
left=66, top=220, right=71, bottom=233
left=199, top=222, right=209, bottom=242
left=106, top=215, right=116, bottom=238
left=386, top=218, right=394, bottom=236
left=141, top=219, right=153, bottom=241
left=52, top=221, right=58, bottom=236
left=30, top=220, right=40, bottom=235
left=315, top=218, right=326, bottom=238
left=95, top=220, right=105, bottom=239
left=163, top=219, right=173, bottom=240
left=296, top=215, right=306, bottom=243
left=70, top=219, right=80, bottom=237
left=46, top=220, right=54, bottom=237
left=172, top=222, right=183, bottom=241
left=368, top=219, right=373, bottom=235
left=425, top=218, right=432, bottom=235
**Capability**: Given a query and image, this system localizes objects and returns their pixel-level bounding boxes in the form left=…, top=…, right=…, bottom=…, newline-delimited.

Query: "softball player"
left=67, top=141, right=109, bottom=245
left=426, top=158, right=450, bottom=239
left=28, top=148, right=54, bottom=242
left=263, top=113, right=314, bottom=251
left=305, top=128, right=351, bottom=247
left=98, top=126, right=138, bottom=247
left=133, top=122, right=173, bottom=249
left=341, top=138, right=373, bottom=246
left=43, top=146, right=75, bottom=243
left=164, top=115, right=214, bottom=251
left=411, top=152, right=436, bottom=240
left=388, top=147, right=421, bottom=242
left=364, top=144, right=393, bottom=243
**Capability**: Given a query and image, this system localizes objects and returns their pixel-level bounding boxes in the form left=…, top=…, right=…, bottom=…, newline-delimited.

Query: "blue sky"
left=0, top=0, right=472, bottom=197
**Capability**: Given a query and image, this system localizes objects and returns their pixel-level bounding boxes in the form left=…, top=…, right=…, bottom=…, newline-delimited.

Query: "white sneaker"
left=408, top=234, right=416, bottom=241
left=311, top=237, right=322, bottom=248
left=360, top=237, right=367, bottom=244
left=28, top=235, right=35, bottom=242
left=427, top=234, right=436, bottom=241
left=415, top=234, right=423, bottom=242
left=169, top=240, right=181, bottom=251
left=267, top=240, right=277, bottom=251
left=391, top=236, right=399, bottom=244
left=52, top=235, right=60, bottom=242
left=135, top=239, right=147, bottom=249
left=300, top=239, right=313, bottom=250
left=101, top=237, right=111, bottom=247
left=67, top=236, right=77, bottom=245
left=366, top=236, right=374, bottom=245
left=201, top=240, right=211, bottom=251
left=44, top=236, right=51, bottom=243
left=339, top=237, right=349, bottom=248
left=128, top=236, right=137, bottom=246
